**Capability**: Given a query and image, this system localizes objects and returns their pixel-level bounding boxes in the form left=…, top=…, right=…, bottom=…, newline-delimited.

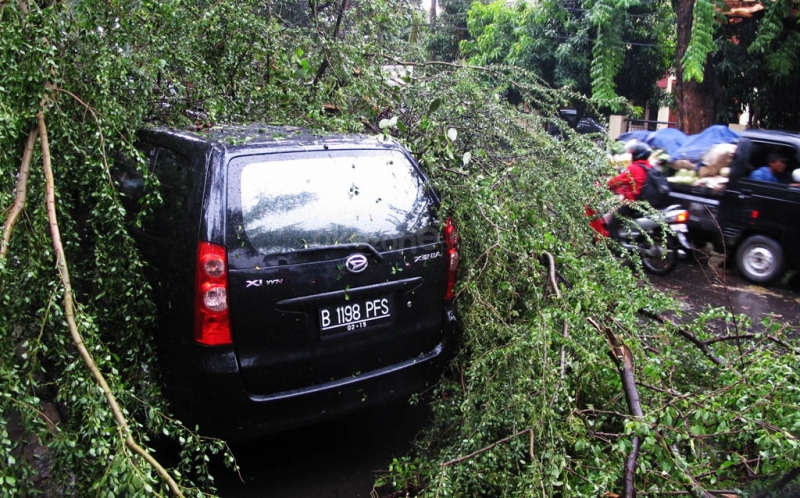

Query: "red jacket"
left=607, top=160, right=648, bottom=202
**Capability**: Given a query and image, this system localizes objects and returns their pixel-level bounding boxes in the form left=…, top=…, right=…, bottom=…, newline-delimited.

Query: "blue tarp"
left=616, top=130, right=651, bottom=144
left=616, top=128, right=688, bottom=156
left=648, top=128, right=687, bottom=156
left=670, top=125, right=739, bottom=163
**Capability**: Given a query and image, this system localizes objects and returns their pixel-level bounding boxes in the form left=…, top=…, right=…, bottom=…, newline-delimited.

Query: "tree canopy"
left=1, top=1, right=799, bottom=496
left=442, top=0, right=800, bottom=130
left=456, top=0, right=673, bottom=111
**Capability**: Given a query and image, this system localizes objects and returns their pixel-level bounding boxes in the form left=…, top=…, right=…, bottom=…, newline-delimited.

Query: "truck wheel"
left=736, top=235, right=784, bottom=284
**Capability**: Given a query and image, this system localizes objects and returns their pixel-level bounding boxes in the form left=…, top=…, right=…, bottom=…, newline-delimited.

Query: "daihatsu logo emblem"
left=345, top=254, right=369, bottom=274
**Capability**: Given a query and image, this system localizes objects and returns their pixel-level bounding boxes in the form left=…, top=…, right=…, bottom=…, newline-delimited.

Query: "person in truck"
left=750, top=153, right=789, bottom=183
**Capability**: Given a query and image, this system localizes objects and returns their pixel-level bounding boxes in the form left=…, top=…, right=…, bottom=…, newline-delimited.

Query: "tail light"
left=674, top=210, right=689, bottom=223
left=443, top=217, right=459, bottom=301
left=194, top=242, right=232, bottom=345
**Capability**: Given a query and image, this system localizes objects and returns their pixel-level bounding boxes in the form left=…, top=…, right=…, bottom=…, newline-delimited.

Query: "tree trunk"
left=675, top=0, right=717, bottom=134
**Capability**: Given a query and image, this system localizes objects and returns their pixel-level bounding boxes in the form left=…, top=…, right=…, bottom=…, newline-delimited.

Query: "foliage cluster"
left=713, top=1, right=800, bottom=129
left=426, top=0, right=473, bottom=62
left=1, top=0, right=799, bottom=497
left=379, top=66, right=800, bottom=497
left=446, top=0, right=800, bottom=129
left=0, top=0, right=422, bottom=495
left=457, top=0, right=674, bottom=110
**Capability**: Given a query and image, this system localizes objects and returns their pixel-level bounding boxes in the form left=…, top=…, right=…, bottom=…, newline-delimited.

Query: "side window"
left=149, top=147, right=195, bottom=238
left=576, top=117, right=603, bottom=134
left=746, top=144, right=796, bottom=185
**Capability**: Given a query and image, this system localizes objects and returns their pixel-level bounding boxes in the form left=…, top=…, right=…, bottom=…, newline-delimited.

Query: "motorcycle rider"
left=605, top=140, right=651, bottom=237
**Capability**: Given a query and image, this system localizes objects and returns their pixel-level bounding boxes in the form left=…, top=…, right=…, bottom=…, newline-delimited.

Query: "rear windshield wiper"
left=284, top=243, right=384, bottom=262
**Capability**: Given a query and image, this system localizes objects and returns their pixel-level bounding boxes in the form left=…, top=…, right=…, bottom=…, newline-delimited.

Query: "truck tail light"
left=194, top=242, right=232, bottom=345
left=444, top=218, right=459, bottom=301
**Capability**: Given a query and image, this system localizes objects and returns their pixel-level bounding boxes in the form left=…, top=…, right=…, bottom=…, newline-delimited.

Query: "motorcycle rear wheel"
left=641, top=234, right=678, bottom=275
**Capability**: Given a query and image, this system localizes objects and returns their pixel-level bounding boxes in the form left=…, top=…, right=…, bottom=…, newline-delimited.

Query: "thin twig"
left=702, top=333, right=757, bottom=345
left=542, top=251, right=570, bottom=379
left=543, top=251, right=561, bottom=300
left=441, top=429, right=533, bottom=468
left=637, top=309, right=731, bottom=369
left=766, top=334, right=800, bottom=355
left=657, top=491, right=740, bottom=496
left=704, top=205, right=745, bottom=365
left=311, top=0, right=348, bottom=87
left=437, top=165, right=469, bottom=177
left=58, top=88, right=113, bottom=187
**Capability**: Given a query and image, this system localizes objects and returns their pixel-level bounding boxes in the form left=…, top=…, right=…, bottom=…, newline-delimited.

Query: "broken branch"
left=588, top=316, right=644, bottom=498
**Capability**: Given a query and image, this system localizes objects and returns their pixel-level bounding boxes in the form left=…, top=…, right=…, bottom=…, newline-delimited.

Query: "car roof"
left=741, top=129, right=800, bottom=146
left=139, top=124, right=399, bottom=153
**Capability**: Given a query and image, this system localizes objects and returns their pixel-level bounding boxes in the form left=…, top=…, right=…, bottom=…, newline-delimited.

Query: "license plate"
left=319, top=296, right=393, bottom=335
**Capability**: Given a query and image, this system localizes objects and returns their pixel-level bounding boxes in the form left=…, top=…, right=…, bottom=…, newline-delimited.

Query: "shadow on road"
left=213, top=400, right=432, bottom=497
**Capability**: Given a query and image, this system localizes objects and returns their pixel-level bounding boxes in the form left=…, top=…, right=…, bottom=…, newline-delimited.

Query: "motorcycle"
left=587, top=204, right=692, bottom=275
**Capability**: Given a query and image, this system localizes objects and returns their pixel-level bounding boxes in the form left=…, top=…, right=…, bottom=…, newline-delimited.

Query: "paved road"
left=213, top=258, right=800, bottom=497
left=649, top=253, right=800, bottom=329
left=214, top=400, right=430, bottom=497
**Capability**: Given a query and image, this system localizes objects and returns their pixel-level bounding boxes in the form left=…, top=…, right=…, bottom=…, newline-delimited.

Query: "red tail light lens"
left=444, top=218, right=459, bottom=301
left=194, top=242, right=232, bottom=345
left=675, top=210, right=689, bottom=223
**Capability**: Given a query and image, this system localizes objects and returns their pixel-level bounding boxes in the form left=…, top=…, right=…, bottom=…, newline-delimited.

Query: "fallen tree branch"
left=542, top=251, right=561, bottom=300
left=37, top=112, right=184, bottom=497
left=311, top=0, right=348, bottom=87
left=658, top=491, right=740, bottom=496
left=700, top=330, right=798, bottom=354
left=702, top=333, right=757, bottom=345
left=441, top=428, right=533, bottom=468
left=1, top=124, right=38, bottom=260
left=542, top=251, right=570, bottom=378
left=637, top=309, right=730, bottom=368
left=588, top=317, right=643, bottom=498
left=766, top=334, right=800, bottom=355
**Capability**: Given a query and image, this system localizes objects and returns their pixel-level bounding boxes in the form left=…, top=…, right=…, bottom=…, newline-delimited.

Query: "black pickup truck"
left=667, top=129, right=800, bottom=284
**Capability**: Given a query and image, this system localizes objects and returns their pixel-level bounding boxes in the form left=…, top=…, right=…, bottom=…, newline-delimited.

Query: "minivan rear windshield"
left=228, top=149, right=436, bottom=254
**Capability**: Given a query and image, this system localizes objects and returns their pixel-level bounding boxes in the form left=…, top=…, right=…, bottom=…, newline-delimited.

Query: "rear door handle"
left=738, top=188, right=752, bottom=200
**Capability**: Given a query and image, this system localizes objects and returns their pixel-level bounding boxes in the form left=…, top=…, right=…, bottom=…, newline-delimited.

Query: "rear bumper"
left=165, top=307, right=459, bottom=440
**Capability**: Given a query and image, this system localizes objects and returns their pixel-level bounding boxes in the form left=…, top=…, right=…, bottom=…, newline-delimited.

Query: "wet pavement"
left=212, top=257, right=800, bottom=497
left=648, top=252, right=800, bottom=330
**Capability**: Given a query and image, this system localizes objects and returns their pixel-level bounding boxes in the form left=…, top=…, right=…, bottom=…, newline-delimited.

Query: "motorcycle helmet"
left=626, top=140, right=652, bottom=161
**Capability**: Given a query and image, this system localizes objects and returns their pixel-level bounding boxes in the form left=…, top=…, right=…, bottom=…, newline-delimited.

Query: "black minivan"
left=116, top=125, right=459, bottom=439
